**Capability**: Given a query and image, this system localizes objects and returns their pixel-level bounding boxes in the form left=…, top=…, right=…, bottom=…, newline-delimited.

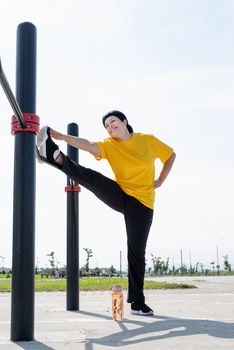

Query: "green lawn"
left=0, top=276, right=196, bottom=292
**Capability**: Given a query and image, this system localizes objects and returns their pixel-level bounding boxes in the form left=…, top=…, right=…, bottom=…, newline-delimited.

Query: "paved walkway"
left=0, top=276, right=234, bottom=349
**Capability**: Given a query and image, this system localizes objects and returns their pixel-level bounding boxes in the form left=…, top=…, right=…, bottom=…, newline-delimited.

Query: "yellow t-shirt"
left=96, top=133, right=173, bottom=209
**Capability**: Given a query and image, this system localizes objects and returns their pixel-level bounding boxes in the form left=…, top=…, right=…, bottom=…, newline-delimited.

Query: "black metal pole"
left=11, top=22, right=37, bottom=341
left=66, top=123, right=79, bottom=310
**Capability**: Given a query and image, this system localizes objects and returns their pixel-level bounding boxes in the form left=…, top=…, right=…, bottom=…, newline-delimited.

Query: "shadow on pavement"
left=77, top=310, right=234, bottom=349
left=12, top=340, right=54, bottom=350
left=11, top=310, right=234, bottom=349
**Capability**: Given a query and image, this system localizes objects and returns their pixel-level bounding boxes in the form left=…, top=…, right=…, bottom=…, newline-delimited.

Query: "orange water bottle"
left=112, top=285, right=124, bottom=321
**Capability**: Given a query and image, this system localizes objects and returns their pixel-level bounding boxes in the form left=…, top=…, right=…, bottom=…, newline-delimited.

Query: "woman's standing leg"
left=63, top=157, right=154, bottom=311
left=123, top=195, right=153, bottom=304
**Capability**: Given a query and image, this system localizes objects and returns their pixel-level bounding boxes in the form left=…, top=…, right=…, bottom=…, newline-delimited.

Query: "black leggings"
left=62, top=156, right=153, bottom=304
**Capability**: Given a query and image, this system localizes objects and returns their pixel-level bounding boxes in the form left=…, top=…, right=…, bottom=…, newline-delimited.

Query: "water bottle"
left=112, top=285, right=124, bottom=321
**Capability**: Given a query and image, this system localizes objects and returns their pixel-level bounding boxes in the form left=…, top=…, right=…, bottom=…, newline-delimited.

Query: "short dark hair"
left=102, top=110, right=133, bottom=133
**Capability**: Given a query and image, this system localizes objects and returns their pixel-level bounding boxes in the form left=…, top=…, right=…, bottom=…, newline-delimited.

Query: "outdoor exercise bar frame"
left=0, top=22, right=80, bottom=341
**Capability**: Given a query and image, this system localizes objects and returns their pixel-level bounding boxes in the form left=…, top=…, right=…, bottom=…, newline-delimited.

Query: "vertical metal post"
left=11, top=22, right=37, bottom=341
left=66, top=123, right=79, bottom=310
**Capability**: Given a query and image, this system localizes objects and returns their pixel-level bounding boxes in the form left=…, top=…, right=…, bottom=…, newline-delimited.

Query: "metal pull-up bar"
left=0, top=57, right=27, bottom=128
left=0, top=22, right=80, bottom=342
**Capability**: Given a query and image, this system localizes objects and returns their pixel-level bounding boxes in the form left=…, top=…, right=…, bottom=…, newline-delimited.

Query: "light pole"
left=189, top=250, right=192, bottom=275
left=180, top=249, right=183, bottom=276
left=119, top=251, right=122, bottom=277
left=216, top=238, right=223, bottom=277
left=216, top=245, right=220, bottom=276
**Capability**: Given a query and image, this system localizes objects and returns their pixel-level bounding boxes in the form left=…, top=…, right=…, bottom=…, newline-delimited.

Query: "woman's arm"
left=154, top=152, right=176, bottom=189
left=50, top=128, right=101, bottom=158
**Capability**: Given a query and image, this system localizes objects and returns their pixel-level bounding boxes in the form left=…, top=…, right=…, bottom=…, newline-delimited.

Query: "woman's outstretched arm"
left=50, top=128, right=101, bottom=158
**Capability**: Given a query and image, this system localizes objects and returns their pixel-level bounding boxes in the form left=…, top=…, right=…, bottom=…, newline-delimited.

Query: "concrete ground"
left=0, top=276, right=234, bottom=350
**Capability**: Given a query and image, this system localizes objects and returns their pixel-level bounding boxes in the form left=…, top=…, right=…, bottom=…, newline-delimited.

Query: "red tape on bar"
left=11, top=113, right=40, bottom=135
left=65, top=186, right=81, bottom=192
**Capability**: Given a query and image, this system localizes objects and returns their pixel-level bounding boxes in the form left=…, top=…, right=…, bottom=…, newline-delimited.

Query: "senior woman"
left=37, top=110, right=176, bottom=316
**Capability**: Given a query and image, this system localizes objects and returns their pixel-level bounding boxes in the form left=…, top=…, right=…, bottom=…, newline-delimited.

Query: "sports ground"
left=0, top=276, right=233, bottom=349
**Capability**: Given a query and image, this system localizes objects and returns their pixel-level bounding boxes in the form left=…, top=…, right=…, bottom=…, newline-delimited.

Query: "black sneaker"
left=131, top=302, right=154, bottom=316
left=36, top=126, right=61, bottom=168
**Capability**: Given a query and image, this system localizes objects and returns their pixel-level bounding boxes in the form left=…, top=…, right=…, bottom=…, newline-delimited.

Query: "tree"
left=162, top=257, right=170, bottom=275
left=189, top=266, right=196, bottom=275
left=151, top=255, right=162, bottom=275
left=47, top=251, right=55, bottom=271
left=93, top=266, right=101, bottom=276
left=180, top=264, right=188, bottom=275
left=35, top=258, right=40, bottom=274
left=0, top=255, right=5, bottom=269
left=223, top=255, right=231, bottom=272
left=210, top=261, right=215, bottom=274
left=195, top=262, right=200, bottom=274
left=83, top=248, right=93, bottom=273
left=151, top=255, right=170, bottom=276
left=200, top=263, right=204, bottom=274
left=108, top=264, right=116, bottom=276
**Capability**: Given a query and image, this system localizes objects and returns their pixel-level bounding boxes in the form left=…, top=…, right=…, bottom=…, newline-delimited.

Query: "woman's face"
left=104, top=116, right=127, bottom=139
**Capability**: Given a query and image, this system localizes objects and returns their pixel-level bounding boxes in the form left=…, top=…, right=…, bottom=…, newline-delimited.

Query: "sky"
left=0, top=0, right=233, bottom=272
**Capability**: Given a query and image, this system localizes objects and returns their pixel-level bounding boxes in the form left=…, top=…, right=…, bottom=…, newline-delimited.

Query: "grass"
left=0, top=276, right=196, bottom=292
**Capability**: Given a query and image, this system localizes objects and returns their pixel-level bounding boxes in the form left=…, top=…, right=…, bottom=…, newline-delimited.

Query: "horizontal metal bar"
left=0, top=57, right=27, bottom=128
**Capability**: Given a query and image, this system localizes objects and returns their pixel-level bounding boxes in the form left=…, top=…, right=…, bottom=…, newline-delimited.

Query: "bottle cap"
left=112, top=285, right=122, bottom=292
